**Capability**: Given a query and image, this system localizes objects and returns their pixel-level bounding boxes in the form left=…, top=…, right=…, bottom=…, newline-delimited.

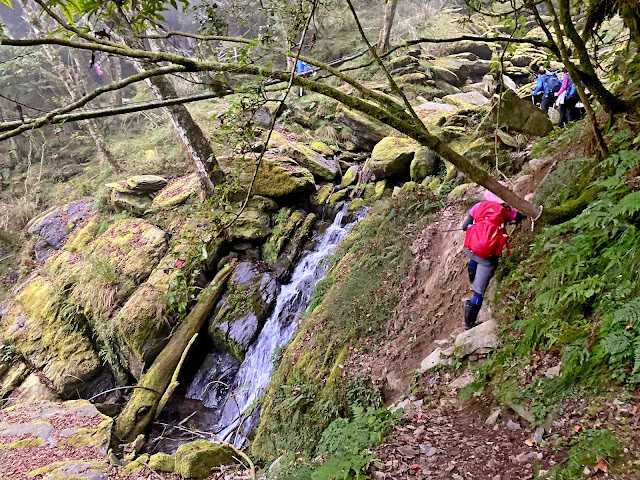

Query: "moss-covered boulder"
left=396, top=72, right=431, bottom=85
left=262, top=209, right=316, bottom=280
left=174, top=440, right=236, bottom=478
left=410, top=147, right=439, bottom=181
left=125, top=175, right=168, bottom=192
left=223, top=196, right=277, bottom=240
left=335, top=106, right=394, bottom=151
left=1, top=276, right=101, bottom=395
left=284, top=143, right=340, bottom=181
left=109, top=284, right=170, bottom=379
left=149, top=453, right=175, bottom=473
left=490, top=90, right=553, bottom=136
left=0, top=400, right=111, bottom=478
left=389, top=55, right=419, bottom=70
left=430, top=65, right=461, bottom=87
left=110, top=190, right=152, bottom=215
left=311, top=184, right=333, bottom=211
left=448, top=40, right=494, bottom=60
left=220, top=154, right=316, bottom=199
left=340, top=165, right=359, bottom=188
left=0, top=361, right=29, bottom=398
left=152, top=173, right=201, bottom=209
left=442, top=91, right=489, bottom=108
left=209, top=261, right=279, bottom=361
left=26, top=198, right=95, bottom=261
left=310, top=141, right=334, bottom=156
left=89, top=219, right=168, bottom=282
left=368, top=137, right=420, bottom=179
left=329, top=189, right=348, bottom=207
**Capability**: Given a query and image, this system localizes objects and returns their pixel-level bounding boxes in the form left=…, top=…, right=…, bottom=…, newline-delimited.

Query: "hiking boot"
left=464, top=300, right=481, bottom=330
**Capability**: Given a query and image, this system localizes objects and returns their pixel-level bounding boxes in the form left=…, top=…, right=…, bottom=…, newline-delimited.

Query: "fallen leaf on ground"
left=594, top=458, right=608, bottom=473
left=524, top=438, right=535, bottom=447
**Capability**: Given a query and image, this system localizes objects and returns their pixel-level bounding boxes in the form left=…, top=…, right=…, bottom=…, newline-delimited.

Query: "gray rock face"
left=125, top=175, right=168, bottom=192
left=454, top=319, right=499, bottom=357
left=490, top=90, right=553, bottom=136
left=27, top=198, right=95, bottom=251
left=448, top=40, right=494, bottom=60
left=335, top=106, right=393, bottom=151
left=186, top=351, right=240, bottom=409
left=209, top=262, right=280, bottom=360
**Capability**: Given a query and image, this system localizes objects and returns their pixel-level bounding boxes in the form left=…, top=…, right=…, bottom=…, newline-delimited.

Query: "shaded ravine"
left=187, top=204, right=366, bottom=446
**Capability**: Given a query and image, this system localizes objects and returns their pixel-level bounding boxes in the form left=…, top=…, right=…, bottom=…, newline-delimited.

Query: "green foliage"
left=472, top=147, right=640, bottom=424
left=550, top=429, right=619, bottom=479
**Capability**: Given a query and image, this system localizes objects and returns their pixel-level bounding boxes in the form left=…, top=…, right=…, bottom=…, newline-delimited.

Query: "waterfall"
left=190, top=204, right=365, bottom=445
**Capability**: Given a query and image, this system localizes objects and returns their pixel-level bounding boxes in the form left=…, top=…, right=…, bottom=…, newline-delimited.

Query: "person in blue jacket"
left=296, top=60, right=311, bottom=96
left=532, top=67, right=562, bottom=113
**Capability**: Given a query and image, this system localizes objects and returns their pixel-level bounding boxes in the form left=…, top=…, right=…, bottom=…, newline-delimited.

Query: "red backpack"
left=464, top=201, right=510, bottom=258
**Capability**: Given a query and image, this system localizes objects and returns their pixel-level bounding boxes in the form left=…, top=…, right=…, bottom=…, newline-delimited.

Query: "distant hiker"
left=295, top=59, right=312, bottom=96
left=532, top=68, right=561, bottom=113
left=461, top=184, right=524, bottom=330
left=555, top=69, right=580, bottom=127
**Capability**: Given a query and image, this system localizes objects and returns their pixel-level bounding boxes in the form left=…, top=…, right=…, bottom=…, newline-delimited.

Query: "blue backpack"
left=542, top=73, right=562, bottom=94
left=566, top=80, right=579, bottom=99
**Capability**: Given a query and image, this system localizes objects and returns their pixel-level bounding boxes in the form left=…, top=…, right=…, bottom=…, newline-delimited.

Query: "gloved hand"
left=515, top=211, right=526, bottom=226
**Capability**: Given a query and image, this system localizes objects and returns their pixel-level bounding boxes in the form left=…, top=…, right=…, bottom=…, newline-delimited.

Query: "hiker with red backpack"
left=461, top=185, right=524, bottom=330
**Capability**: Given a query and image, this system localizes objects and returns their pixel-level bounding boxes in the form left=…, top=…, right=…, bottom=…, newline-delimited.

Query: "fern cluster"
left=469, top=148, right=640, bottom=426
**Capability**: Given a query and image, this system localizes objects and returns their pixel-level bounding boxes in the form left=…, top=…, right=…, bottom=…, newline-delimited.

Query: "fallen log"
left=113, top=262, right=235, bottom=445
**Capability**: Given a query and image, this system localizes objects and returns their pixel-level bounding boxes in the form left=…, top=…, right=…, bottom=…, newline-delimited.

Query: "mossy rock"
left=125, top=175, right=168, bottom=192
left=27, top=198, right=96, bottom=250
left=209, top=261, right=279, bottom=361
left=110, top=283, right=172, bottom=379
left=310, top=141, right=334, bottom=156
left=174, top=440, right=235, bottom=479
left=348, top=198, right=365, bottom=213
left=430, top=65, right=461, bottom=87
left=448, top=183, right=475, bottom=198
left=339, top=165, right=359, bottom=188
left=152, top=173, right=201, bottom=209
left=410, top=147, right=439, bottom=181
left=311, top=184, right=333, bottom=210
left=448, top=40, right=494, bottom=60
left=148, top=453, right=175, bottom=473
left=110, top=190, right=152, bottom=216
left=64, top=216, right=100, bottom=253
left=335, top=106, right=394, bottom=151
left=396, top=73, right=431, bottom=85
left=27, top=460, right=109, bottom=479
left=220, top=154, right=315, bottom=199
left=283, top=143, right=340, bottom=181
left=0, top=361, right=29, bottom=397
left=442, top=91, right=489, bottom=108
left=490, top=90, right=553, bottom=136
left=368, top=137, right=420, bottom=179
left=262, top=208, right=306, bottom=266
left=0, top=276, right=101, bottom=395
left=89, top=218, right=168, bottom=282
left=329, top=189, right=348, bottom=207
left=223, top=196, right=277, bottom=240
left=390, top=55, right=419, bottom=70
left=374, top=180, right=387, bottom=199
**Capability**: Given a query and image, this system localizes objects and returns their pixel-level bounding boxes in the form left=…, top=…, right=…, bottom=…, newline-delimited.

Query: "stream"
left=185, top=204, right=365, bottom=447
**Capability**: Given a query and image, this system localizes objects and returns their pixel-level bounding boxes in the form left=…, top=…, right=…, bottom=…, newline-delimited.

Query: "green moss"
left=252, top=197, right=433, bottom=460
left=174, top=440, right=235, bottom=479
left=7, top=437, right=42, bottom=448
left=148, top=453, right=175, bottom=473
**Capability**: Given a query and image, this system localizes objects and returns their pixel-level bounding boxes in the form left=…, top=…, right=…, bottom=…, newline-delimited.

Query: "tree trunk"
left=108, top=57, right=124, bottom=107
left=18, top=0, right=121, bottom=172
left=113, top=262, right=234, bottom=445
left=377, top=0, right=398, bottom=55
left=106, top=14, right=223, bottom=197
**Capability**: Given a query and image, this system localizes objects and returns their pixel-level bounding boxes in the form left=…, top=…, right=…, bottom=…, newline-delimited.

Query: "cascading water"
left=187, top=204, right=365, bottom=446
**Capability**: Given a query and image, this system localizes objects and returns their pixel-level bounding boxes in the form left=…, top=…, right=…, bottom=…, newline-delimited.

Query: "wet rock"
left=311, top=184, right=333, bottom=210
left=329, top=189, right=348, bottom=206
left=186, top=351, right=240, bottom=408
left=224, top=196, right=277, bottom=240
left=335, top=106, right=393, bottom=151
left=368, top=137, right=420, bottom=179
left=209, top=262, right=280, bottom=361
left=174, top=440, right=235, bottom=479
left=27, top=198, right=95, bottom=252
left=340, top=165, right=359, bottom=188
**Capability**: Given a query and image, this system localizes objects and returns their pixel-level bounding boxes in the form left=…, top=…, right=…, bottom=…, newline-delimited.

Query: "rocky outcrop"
left=448, top=40, right=494, bottom=60
left=174, top=440, right=236, bottom=479
left=335, top=106, right=393, bottom=151
left=152, top=173, right=201, bottom=209
left=410, top=148, right=439, bottom=181
left=224, top=195, right=277, bottom=240
left=442, top=91, right=489, bottom=108
left=209, top=261, right=280, bottom=361
left=283, top=143, right=340, bottom=181
left=490, top=90, right=553, bottom=136
left=368, top=137, right=421, bottom=179
left=0, top=400, right=112, bottom=479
